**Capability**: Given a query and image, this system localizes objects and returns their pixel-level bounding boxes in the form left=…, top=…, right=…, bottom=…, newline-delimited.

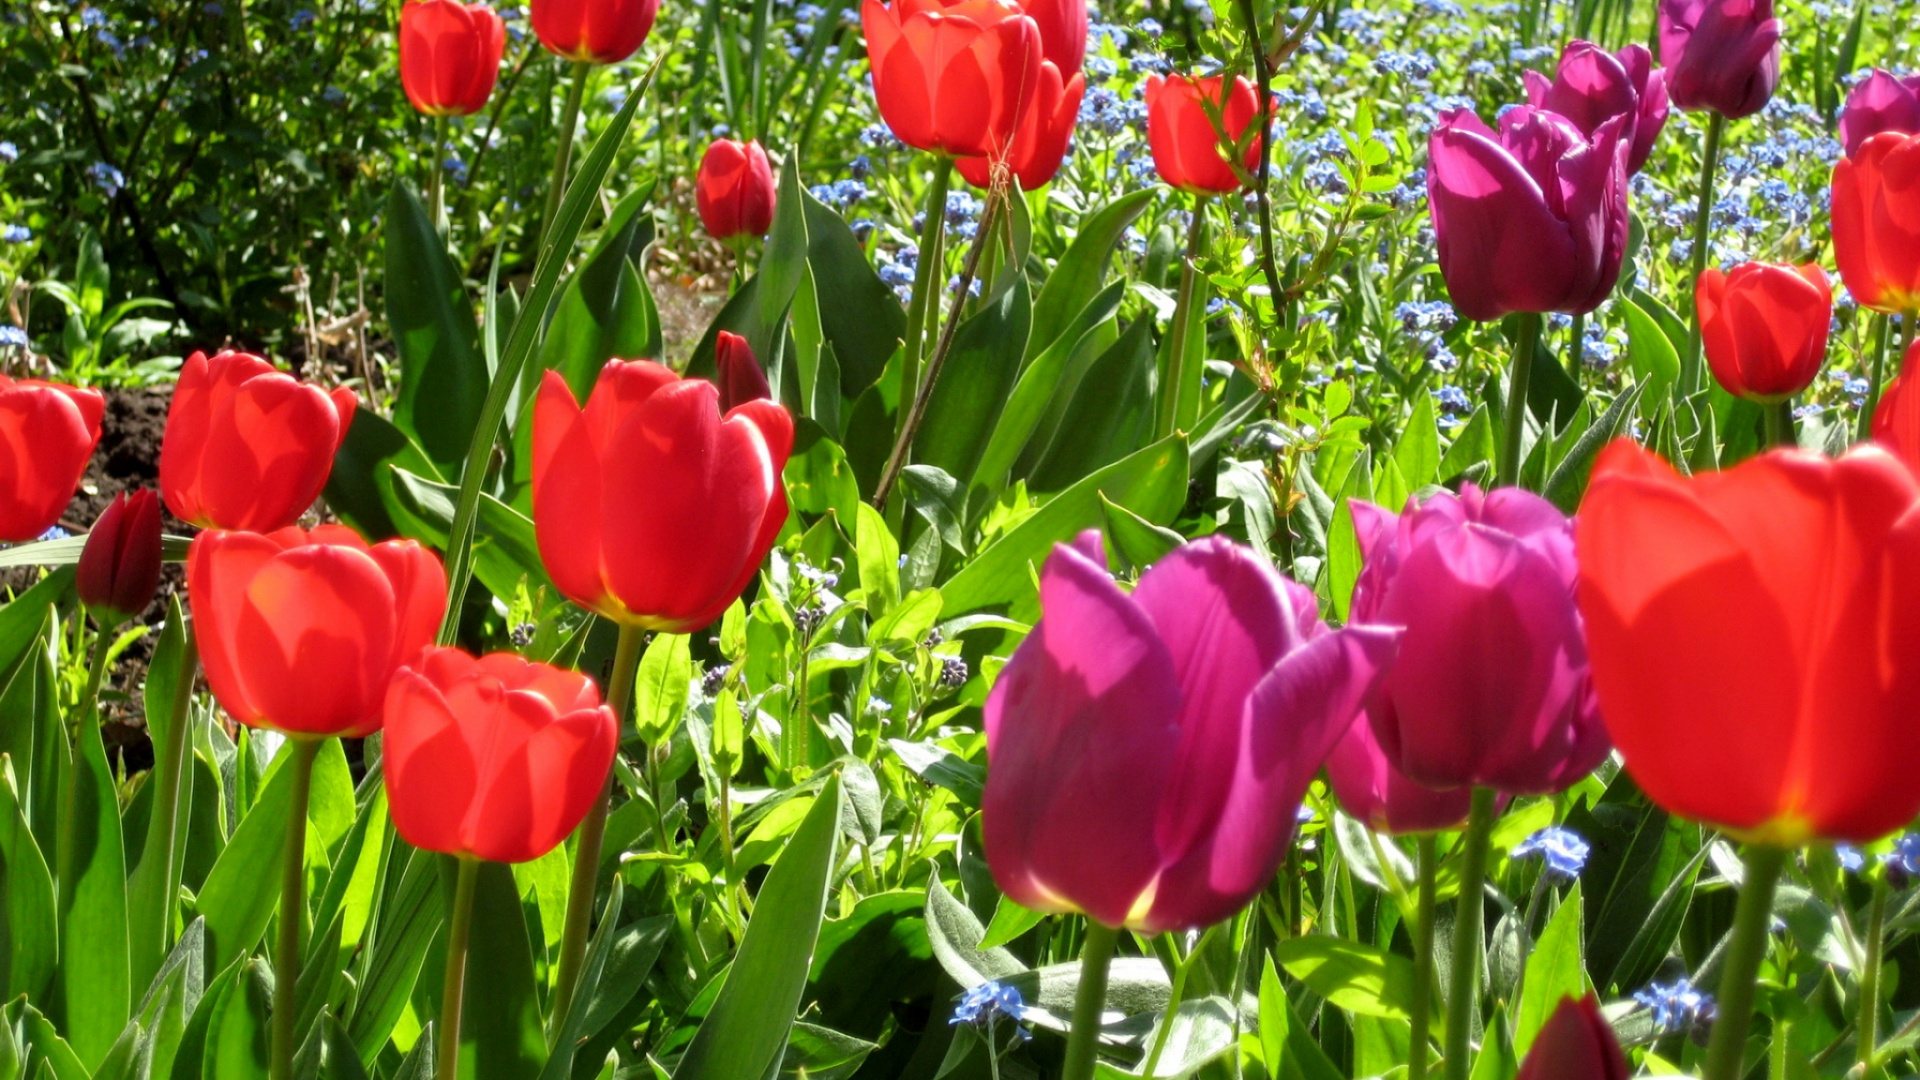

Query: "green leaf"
left=0, top=755, right=56, bottom=1002
left=206, top=959, right=274, bottom=1080
left=633, top=632, right=693, bottom=746
left=386, top=180, right=486, bottom=472
left=1027, top=316, right=1157, bottom=491
left=913, top=273, right=1033, bottom=484
left=1515, top=882, right=1587, bottom=1057
left=884, top=739, right=984, bottom=809
left=1393, top=393, right=1442, bottom=489
left=347, top=844, right=443, bottom=1062
left=1092, top=997, right=1235, bottom=1079
left=806, top=891, right=938, bottom=1038
left=868, top=588, right=943, bottom=650
left=673, top=774, right=844, bottom=1080
left=538, top=880, right=626, bottom=1080
left=942, top=435, right=1189, bottom=616
left=922, top=877, right=1026, bottom=990
left=977, top=895, right=1046, bottom=950
left=1258, top=956, right=1288, bottom=1073
left=387, top=465, right=553, bottom=600
left=1438, top=405, right=1497, bottom=483
left=854, top=503, right=900, bottom=618
left=1099, top=493, right=1183, bottom=570
left=785, top=421, right=862, bottom=525
left=746, top=156, right=813, bottom=392
left=1027, top=189, right=1155, bottom=361
left=458, top=861, right=545, bottom=1080
left=535, top=185, right=661, bottom=402
left=1543, top=384, right=1643, bottom=514
left=1468, top=1003, right=1517, bottom=1080
left=1270, top=936, right=1416, bottom=1019
left=778, top=1023, right=876, bottom=1080
left=294, top=1010, right=372, bottom=1080
left=58, top=704, right=131, bottom=1070
left=580, top=914, right=673, bottom=1042
left=0, top=566, right=73, bottom=678
left=128, top=597, right=195, bottom=995
left=1623, top=295, right=1680, bottom=402
left=13, top=999, right=89, bottom=1080
left=323, top=407, right=444, bottom=542
left=802, top=190, right=905, bottom=400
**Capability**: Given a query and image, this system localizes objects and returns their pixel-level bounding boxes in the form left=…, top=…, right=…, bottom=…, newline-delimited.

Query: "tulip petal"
left=0, top=381, right=99, bottom=541
left=1428, top=116, right=1580, bottom=320
left=187, top=529, right=289, bottom=728
left=194, top=366, right=344, bottom=532
left=235, top=544, right=399, bottom=737
left=384, top=666, right=477, bottom=856
left=533, top=371, right=614, bottom=617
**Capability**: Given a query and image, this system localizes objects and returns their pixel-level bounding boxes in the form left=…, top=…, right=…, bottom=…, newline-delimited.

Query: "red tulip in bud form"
left=384, top=648, right=617, bottom=863
left=77, top=489, right=163, bottom=626
left=1871, top=336, right=1920, bottom=474
left=531, top=359, right=793, bottom=632
left=862, top=0, right=1043, bottom=160
left=0, top=375, right=103, bottom=542
left=1697, top=261, right=1832, bottom=402
left=161, top=351, right=357, bottom=533
left=531, top=0, right=658, bottom=63
left=189, top=526, right=447, bottom=739
left=399, top=0, right=506, bottom=117
left=1144, top=74, right=1265, bottom=194
left=1832, top=131, right=1920, bottom=314
left=714, top=332, right=772, bottom=412
left=1515, top=996, right=1630, bottom=1080
left=696, top=139, right=777, bottom=243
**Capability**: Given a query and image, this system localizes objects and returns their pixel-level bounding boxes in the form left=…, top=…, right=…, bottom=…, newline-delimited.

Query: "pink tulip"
left=1524, top=41, right=1670, bottom=173
left=1840, top=70, right=1920, bottom=160
left=1658, top=0, right=1780, bottom=119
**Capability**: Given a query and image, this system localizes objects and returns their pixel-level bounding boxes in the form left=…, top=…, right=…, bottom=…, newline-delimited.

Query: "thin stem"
left=1859, top=880, right=1888, bottom=1072
left=1442, top=788, right=1499, bottom=1080
left=436, top=857, right=482, bottom=1080
left=1062, top=922, right=1121, bottom=1080
left=146, top=624, right=199, bottom=969
left=549, top=622, right=646, bottom=1041
left=1409, top=835, right=1439, bottom=1080
left=1567, top=312, right=1585, bottom=379
left=1702, top=844, right=1786, bottom=1080
left=1500, top=313, right=1541, bottom=487
left=1763, top=399, right=1795, bottom=448
left=1858, top=313, right=1894, bottom=441
left=538, top=60, right=592, bottom=253
left=887, top=157, right=955, bottom=494
left=58, top=630, right=116, bottom=916
left=1682, top=112, right=1727, bottom=397
left=1236, top=0, right=1286, bottom=329
left=428, top=115, right=448, bottom=231
left=1156, top=195, right=1211, bottom=441
left=270, top=739, right=322, bottom=1080
left=1142, top=927, right=1214, bottom=1076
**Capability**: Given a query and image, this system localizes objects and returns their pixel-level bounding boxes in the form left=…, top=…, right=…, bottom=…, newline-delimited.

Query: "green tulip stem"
left=57, top=628, right=118, bottom=941
left=894, top=157, right=955, bottom=459
left=1442, top=787, right=1498, bottom=1080
left=1409, top=834, right=1440, bottom=1080
left=143, top=623, right=199, bottom=979
left=1567, top=312, right=1585, bottom=379
left=1763, top=399, right=1795, bottom=448
left=1499, top=312, right=1540, bottom=488
left=436, top=856, right=482, bottom=1080
left=1062, top=921, right=1122, bottom=1080
left=428, top=115, right=448, bottom=232
left=1683, top=111, right=1728, bottom=396
left=1156, top=193, right=1211, bottom=443
left=269, top=738, right=322, bottom=1080
left=550, top=621, right=646, bottom=1044
left=1702, top=844, right=1787, bottom=1080
left=1859, top=877, right=1889, bottom=1072
left=539, top=59, right=593, bottom=252
left=1858, top=314, right=1894, bottom=441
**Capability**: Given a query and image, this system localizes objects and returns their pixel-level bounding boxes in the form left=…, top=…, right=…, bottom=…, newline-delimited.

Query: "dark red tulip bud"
left=715, top=331, right=772, bottom=413
left=77, top=489, right=163, bottom=626
left=1516, top=996, right=1631, bottom=1080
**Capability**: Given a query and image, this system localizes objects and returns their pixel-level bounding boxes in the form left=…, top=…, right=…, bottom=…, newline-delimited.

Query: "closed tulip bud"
left=714, top=332, right=771, bottom=413
left=77, top=489, right=163, bottom=626
left=189, top=526, right=447, bottom=739
left=1832, top=131, right=1920, bottom=314
left=1698, top=261, right=1832, bottom=401
left=1143, top=74, right=1265, bottom=195
left=696, top=139, right=776, bottom=243
left=1352, top=487, right=1609, bottom=795
left=1428, top=107, right=1631, bottom=322
left=1577, top=440, right=1920, bottom=844
left=1657, top=0, right=1781, bottom=119
left=1326, top=716, right=1483, bottom=835
left=1840, top=70, right=1920, bottom=160
left=531, top=0, right=658, bottom=63
left=862, top=0, right=1043, bottom=161
left=956, top=61, right=1085, bottom=190
left=1871, top=337, right=1920, bottom=474
left=532, top=360, right=793, bottom=632
left=0, top=375, right=103, bottom=542
left=984, top=533, right=1398, bottom=932
left=1523, top=41, right=1670, bottom=173
left=160, top=351, right=357, bottom=533
left=399, top=0, right=505, bottom=117
left=384, top=648, right=617, bottom=863
left=1516, top=996, right=1630, bottom=1080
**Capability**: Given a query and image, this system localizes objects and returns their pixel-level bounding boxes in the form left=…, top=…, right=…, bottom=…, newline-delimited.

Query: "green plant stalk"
left=539, top=60, right=593, bottom=252
left=1763, top=399, right=1795, bottom=448
left=1062, top=921, right=1122, bottom=1080
left=144, top=625, right=200, bottom=973
left=1156, top=194, right=1211, bottom=442
left=1500, top=312, right=1541, bottom=487
left=1142, top=927, right=1212, bottom=1076
left=549, top=622, right=645, bottom=1041
left=428, top=115, right=448, bottom=231
left=436, top=856, right=482, bottom=1080
left=270, top=739, right=322, bottom=1080
left=747, top=0, right=773, bottom=137
left=1567, top=312, right=1585, bottom=378
left=1682, top=112, right=1727, bottom=396
left=1409, top=835, right=1439, bottom=1080
left=892, top=157, right=955, bottom=476
left=1442, top=788, right=1499, bottom=1080
left=1858, top=314, right=1894, bottom=441
left=1859, top=879, right=1888, bottom=1071
left=57, top=629, right=116, bottom=917
left=1702, top=844, right=1787, bottom=1080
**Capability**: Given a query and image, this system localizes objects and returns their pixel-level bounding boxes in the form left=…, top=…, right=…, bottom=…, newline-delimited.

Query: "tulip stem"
left=1682, top=111, right=1727, bottom=397
left=1763, top=400, right=1795, bottom=448
left=436, top=856, right=481, bottom=1080
left=1442, top=787, right=1498, bottom=1080
left=1702, top=844, right=1785, bottom=1080
left=1499, top=312, right=1540, bottom=488
left=1566, top=313, right=1584, bottom=380
left=1859, top=878, right=1888, bottom=1072
left=270, top=738, right=321, bottom=1080
left=143, top=623, right=199, bottom=978
left=428, top=115, right=448, bottom=232
left=1858, top=313, right=1894, bottom=441
left=1156, top=194, right=1211, bottom=443
left=539, top=60, right=593, bottom=253
left=1409, top=834, right=1439, bottom=1080
left=1062, top=921, right=1121, bottom=1080
left=889, top=157, right=955, bottom=489
left=550, top=622, right=645, bottom=1044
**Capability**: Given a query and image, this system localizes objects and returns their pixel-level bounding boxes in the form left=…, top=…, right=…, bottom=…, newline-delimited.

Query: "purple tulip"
left=983, top=533, right=1398, bottom=932
left=1524, top=41, right=1670, bottom=173
left=1658, top=0, right=1781, bottom=120
left=1427, top=106, right=1631, bottom=322
left=1840, top=70, right=1920, bottom=160
left=1351, top=486, right=1609, bottom=795
left=1326, top=716, right=1483, bottom=834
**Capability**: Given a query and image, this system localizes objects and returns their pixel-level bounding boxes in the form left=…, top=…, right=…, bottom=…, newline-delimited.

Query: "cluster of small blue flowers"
left=950, top=981, right=1030, bottom=1039
left=1634, top=976, right=1715, bottom=1033
left=878, top=246, right=918, bottom=302
left=0, top=326, right=29, bottom=348
left=2, top=224, right=29, bottom=243
left=811, top=178, right=869, bottom=212
left=1511, top=826, right=1590, bottom=879
left=1395, top=300, right=1460, bottom=373
left=87, top=161, right=125, bottom=197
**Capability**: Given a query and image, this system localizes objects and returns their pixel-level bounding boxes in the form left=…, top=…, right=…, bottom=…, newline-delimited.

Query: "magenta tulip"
left=1524, top=41, right=1670, bottom=173
left=1840, top=70, right=1920, bottom=160
left=983, top=533, right=1398, bottom=932
left=1658, top=0, right=1780, bottom=119
left=1326, top=717, right=1481, bottom=834
left=1427, top=107, right=1630, bottom=322
left=1350, top=486, right=1609, bottom=795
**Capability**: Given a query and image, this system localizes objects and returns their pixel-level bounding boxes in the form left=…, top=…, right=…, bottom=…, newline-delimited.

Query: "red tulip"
left=531, top=360, right=793, bottom=632
left=531, top=0, right=658, bottom=63
left=1576, top=440, right=1920, bottom=844
left=0, top=375, right=103, bottom=542
left=399, top=0, right=505, bottom=117
left=1144, top=74, right=1265, bottom=195
left=78, top=490, right=163, bottom=625
left=715, top=331, right=771, bottom=413
left=862, top=0, right=1042, bottom=161
left=956, top=60, right=1085, bottom=190
left=189, top=526, right=447, bottom=739
left=696, top=139, right=777, bottom=243
left=1832, top=131, right=1920, bottom=314
left=1516, top=996, right=1630, bottom=1080
left=160, top=350, right=357, bottom=533
left=1697, top=261, right=1831, bottom=401
left=1871, top=336, right=1920, bottom=474
left=384, top=648, right=617, bottom=863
